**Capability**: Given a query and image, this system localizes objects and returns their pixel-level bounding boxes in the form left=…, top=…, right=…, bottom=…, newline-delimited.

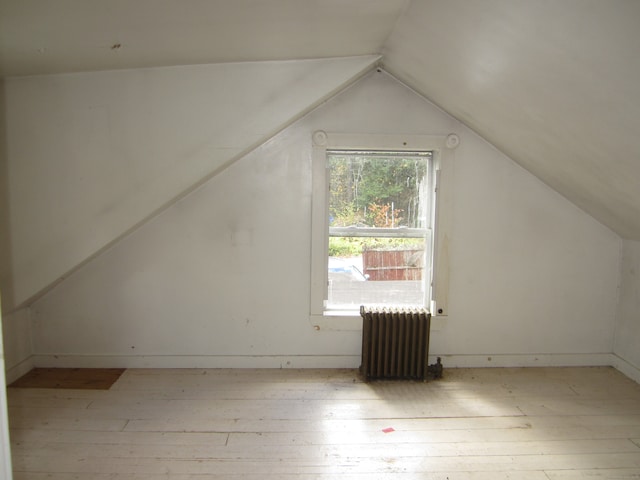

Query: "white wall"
left=442, top=130, right=621, bottom=366
left=1, top=308, right=32, bottom=383
left=613, top=239, right=640, bottom=381
left=26, top=70, right=622, bottom=369
left=1, top=56, right=378, bottom=312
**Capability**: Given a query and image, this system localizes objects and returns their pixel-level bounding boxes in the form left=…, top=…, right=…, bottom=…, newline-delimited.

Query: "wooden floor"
left=6, top=366, right=640, bottom=479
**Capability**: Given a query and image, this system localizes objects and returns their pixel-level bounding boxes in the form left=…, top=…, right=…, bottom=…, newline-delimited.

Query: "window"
left=311, top=132, right=455, bottom=329
left=326, top=150, right=432, bottom=310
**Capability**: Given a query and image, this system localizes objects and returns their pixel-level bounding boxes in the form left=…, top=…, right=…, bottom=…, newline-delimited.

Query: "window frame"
left=310, top=132, right=455, bottom=331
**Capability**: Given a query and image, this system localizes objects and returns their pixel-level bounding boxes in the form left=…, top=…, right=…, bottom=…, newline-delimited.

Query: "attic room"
left=1, top=0, right=640, bottom=478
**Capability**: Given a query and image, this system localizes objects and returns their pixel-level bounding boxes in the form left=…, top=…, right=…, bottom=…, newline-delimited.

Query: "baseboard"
left=5, top=355, right=35, bottom=384
left=429, top=353, right=616, bottom=369
left=610, top=354, right=640, bottom=384
left=31, top=354, right=362, bottom=370
left=30, top=352, right=620, bottom=371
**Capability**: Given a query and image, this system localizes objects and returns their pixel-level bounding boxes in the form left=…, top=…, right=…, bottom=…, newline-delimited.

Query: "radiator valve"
left=428, top=357, right=443, bottom=380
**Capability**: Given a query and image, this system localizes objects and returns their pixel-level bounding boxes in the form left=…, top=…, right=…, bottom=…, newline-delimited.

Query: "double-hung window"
left=326, top=149, right=432, bottom=309
left=311, top=132, right=455, bottom=329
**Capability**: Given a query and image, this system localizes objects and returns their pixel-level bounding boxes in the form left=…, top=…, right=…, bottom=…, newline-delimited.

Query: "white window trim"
left=310, top=132, right=456, bottom=331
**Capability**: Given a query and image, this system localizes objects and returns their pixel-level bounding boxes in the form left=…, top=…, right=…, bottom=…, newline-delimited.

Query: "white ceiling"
left=0, top=0, right=407, bottom=75
left=2, top=0, right=640, bottom=239
left=384, top=0, right=640, bottom=240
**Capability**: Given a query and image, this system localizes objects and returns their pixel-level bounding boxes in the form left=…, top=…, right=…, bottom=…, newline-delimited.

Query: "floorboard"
left=7, top=366, right=640, bottom=478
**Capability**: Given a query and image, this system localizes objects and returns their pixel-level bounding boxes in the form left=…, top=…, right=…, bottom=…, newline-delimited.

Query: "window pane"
left=327, top=237, right=426, bottom=308
left=328, top=151, right=431, bottom=230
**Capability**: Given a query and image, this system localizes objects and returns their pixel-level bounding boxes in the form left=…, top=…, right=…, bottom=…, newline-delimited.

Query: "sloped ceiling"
left=1, top=0, right=640, bottom=239
left=383, top=0, right=640, bottom=240
left=0, top=0, right=408, bottom=76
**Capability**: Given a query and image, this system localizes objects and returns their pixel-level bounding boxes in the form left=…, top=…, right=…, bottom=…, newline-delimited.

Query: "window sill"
left=311, top=310, right=445, bottom=332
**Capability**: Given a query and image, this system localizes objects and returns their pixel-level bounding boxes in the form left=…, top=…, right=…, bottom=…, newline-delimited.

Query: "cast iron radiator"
left=360, top=306, right=439, bottom=381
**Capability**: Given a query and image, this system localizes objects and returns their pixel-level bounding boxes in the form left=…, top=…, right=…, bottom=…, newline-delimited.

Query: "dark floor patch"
left=9, top=368, right=125, bottom=390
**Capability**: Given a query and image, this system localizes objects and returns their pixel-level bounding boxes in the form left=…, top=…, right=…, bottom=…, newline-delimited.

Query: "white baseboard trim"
left=10, top=352, right=638, bottom=385
left=429, top=353, right=616, bottom=369
left=5, top=356, right=35, bottom=384
left=32, top=354, right=362, bottom=370
left=610, top=354, right=640, bottom=384
left=23, top=353, right=640, bottom=384
left=31, top=352, right=621, bottom=371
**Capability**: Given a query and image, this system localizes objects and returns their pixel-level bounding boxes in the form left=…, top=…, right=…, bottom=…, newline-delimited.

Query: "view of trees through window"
left=327, top=150, right=432, bottom=308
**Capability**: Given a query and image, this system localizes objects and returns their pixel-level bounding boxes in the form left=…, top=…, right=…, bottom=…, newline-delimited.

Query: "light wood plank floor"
left=6, top=366, right=640, bottom=479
